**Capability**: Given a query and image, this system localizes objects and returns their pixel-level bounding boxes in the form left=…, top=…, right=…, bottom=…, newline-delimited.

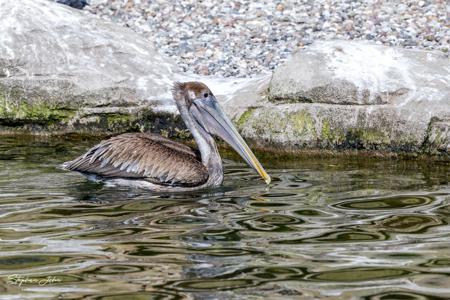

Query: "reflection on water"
left=0, top=135, right=449, bottom=299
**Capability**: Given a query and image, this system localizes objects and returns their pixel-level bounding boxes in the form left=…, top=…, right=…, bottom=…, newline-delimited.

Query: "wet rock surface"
left=1, top=0, right=449, bottom=158
left=229, top=41, right=450, bottom=157
left=0, top=0, right=180, bottom=134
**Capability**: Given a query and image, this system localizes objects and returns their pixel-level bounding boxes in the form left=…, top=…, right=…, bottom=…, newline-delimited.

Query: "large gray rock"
left=268, top=41, right=449, bottom=107
left=231, top=41, right=450, bottom=157
left=0, top=0, right=184, bottom=134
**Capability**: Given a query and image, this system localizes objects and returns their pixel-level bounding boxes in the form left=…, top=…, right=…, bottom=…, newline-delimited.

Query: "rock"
left=424, top=119, right=450, bottom=154
left=0, top=0, right=182, bottom=135
left=56, top=0, right=89, bottom=9
left=233, top=41, right=449, bottom=157
left=276, top=4, right=284, bottom=12
left=342, top=20, right=354, bottom=32
left=268, top=41, right=449, bottom=106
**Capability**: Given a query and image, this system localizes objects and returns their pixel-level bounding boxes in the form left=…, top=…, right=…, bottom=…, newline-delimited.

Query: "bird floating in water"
left=63, top=82, right=271, bottom=191
left=56, top=0, right=89, bottom=9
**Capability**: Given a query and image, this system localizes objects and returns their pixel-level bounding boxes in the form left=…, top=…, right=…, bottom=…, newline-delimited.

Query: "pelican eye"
left=203, top=92, right=209, bottom=98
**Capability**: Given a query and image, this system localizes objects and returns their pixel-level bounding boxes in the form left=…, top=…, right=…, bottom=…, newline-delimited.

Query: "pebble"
left=87, top=0, right=450, bottom=78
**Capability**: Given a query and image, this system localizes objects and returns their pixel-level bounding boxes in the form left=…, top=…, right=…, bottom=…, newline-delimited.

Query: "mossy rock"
left=0, top=82, right=187, bottom=137
left=234, top=104, right=440, bottom=156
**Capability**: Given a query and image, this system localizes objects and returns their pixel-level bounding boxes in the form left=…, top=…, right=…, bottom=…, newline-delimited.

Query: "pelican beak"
left=192, top=98, right=271, bottom=185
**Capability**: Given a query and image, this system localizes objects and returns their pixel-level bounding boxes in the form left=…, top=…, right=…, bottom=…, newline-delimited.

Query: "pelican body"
left=63, top=82, right=270, bottom=191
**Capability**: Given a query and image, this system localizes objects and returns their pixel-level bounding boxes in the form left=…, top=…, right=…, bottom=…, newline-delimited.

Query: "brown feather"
left=173, top=82, right=209, bottom=96
left=63, top=133, right=208, bottom=187
left=172, top=81, right=212, bottom=106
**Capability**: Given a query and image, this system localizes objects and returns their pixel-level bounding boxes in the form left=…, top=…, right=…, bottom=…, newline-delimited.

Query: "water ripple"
left=0, top=136, right=449, bottom=299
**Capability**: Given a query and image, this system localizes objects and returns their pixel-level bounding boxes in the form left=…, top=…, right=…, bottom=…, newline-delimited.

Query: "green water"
left=0, top=135, right=449, bottom=299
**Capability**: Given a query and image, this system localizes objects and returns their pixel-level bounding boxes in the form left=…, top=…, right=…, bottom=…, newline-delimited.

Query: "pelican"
left=63, top=82, right=271, bottom=191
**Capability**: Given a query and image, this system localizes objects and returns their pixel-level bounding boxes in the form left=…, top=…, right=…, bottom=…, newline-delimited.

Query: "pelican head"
left=173, top=82, right=271, bottom=185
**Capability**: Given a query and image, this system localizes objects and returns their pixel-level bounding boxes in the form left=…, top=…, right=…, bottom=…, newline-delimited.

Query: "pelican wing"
left=63, top=133, right=208, bottom=187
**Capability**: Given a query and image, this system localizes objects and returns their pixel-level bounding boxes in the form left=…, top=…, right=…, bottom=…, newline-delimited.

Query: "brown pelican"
left=63, top=82, right=270, bottom=191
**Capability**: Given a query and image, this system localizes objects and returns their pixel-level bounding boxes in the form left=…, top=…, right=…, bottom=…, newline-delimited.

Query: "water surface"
left=0, top=136, right=449, bottom=299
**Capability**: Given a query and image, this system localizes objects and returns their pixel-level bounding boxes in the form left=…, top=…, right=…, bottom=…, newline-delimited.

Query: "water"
left=0, top=135, right=449, bottom=299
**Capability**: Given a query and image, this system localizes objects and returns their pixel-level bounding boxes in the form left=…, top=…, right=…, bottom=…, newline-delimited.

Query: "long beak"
left=193, top=99, right=271, bottom=185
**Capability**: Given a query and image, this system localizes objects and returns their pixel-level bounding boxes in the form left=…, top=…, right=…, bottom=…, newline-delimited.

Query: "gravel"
left=86, top=0, right=450, bottom=78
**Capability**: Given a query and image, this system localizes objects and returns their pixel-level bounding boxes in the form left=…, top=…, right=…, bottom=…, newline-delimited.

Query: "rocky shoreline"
left=87, top=0, right=450, bottom=78
left=1, top=0, right=449, bottom=159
